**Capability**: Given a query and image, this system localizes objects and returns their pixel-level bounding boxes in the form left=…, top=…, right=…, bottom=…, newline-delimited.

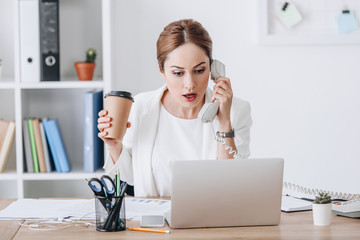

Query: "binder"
left=39, top=0, right=60, bottom=81
left=43, top=119, right=70, bottom=173
left=19, top=0, right=40, bottom=83
left=0, top=121, right=15, bottom=173
left=28, top=119, right=40, bottom=173
left=23, top=120, right=34, bottom=173
left=32, top=119, right=46, bottom=173
left=83, top=90, right=104, bottom=172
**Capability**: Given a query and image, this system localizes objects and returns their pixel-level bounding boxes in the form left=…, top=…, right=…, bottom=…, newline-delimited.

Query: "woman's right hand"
left=97, top=110, right=131, bottom=161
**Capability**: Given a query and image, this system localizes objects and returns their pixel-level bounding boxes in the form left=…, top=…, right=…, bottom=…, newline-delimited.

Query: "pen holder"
left=95, top=195, right=126, bottom=232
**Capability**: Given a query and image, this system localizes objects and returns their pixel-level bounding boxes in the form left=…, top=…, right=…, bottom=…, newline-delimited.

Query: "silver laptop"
left=165, top=158, right=284, bottom=228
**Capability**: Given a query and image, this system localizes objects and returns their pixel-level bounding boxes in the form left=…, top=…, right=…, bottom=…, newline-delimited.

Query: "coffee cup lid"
left=105, top=91, right=134, bottom=102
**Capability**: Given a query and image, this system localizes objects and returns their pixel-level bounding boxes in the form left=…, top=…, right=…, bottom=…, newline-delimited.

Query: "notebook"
left=281, top=195, right=312, bottom=212
left=165, top=158, right=284, bottom=228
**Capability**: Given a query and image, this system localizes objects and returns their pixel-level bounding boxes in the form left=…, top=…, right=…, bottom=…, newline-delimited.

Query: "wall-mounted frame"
left=258, top=0, right=360, bottom=45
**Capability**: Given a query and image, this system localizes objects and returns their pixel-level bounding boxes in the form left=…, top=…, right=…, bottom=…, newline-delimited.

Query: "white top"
left=103, top=85, right=252, bottom=197
left=152, top=104, right=203, bottom=196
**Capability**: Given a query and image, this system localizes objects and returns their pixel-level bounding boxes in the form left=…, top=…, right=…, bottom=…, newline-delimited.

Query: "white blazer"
left=104, top=85, right=252, bottom=197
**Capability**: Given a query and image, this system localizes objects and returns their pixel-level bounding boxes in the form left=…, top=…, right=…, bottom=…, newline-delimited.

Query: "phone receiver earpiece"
left=210, top=60, right=226, bottom=81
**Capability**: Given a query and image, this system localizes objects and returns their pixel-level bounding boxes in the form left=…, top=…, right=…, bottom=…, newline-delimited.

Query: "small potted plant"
left=74, top=48, right=96, bottom=81
left=312, top=192, right=332, bottom=226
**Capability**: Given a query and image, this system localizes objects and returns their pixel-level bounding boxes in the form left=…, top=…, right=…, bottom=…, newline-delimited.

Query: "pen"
left=129, top=227, right=170, bottom=234
left=116, top=170, right=120, bottom=196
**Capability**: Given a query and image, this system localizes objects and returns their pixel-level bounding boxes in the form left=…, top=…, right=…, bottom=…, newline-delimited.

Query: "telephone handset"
left=198, top=59, right=226, bottom=123
left=197, top=60, right=241, bottom=159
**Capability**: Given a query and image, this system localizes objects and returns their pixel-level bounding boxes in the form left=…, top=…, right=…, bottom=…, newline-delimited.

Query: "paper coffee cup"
left=104, top=91, right=134, bottom=140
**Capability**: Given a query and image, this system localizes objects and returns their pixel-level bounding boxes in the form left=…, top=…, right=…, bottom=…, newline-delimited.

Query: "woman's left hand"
left=211, top=77, right=233, bottom=131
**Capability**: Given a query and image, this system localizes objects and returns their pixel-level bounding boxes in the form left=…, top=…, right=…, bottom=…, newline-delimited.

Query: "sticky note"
left=335, top=11, right=359, bottom=33
left=276, top=2, right=303, bottom=28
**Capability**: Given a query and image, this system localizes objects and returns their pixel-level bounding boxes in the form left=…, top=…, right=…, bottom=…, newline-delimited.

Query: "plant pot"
left=74, top=62, right=96, bottom=81
left=312, top=203, right=332, bottom=226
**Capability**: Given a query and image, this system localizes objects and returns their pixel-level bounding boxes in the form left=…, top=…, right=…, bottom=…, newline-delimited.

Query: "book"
left=0, top=120, right=9, bottom=148
left=42, top=119, right=61, bottom=172
left=39, top=121, right=52, bottom=172
left=83, top=90, right=104, bottom=172
left=27, top=119, right=40, bottom=173
left=22, top=120, right=34, bottom=173
left=43, top=119, right=70, bottom=173
left=281, top=195, right=312, bottom=212
left=32, top=119, right=46, bottom=173
left=0, top=121, right=15, bottom=172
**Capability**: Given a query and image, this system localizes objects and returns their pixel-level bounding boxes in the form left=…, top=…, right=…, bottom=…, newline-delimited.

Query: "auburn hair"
left=156, top=19, right=213, bottom=72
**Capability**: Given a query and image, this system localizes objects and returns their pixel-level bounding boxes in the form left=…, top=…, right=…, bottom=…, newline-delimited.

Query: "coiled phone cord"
left=210, top=123, right=360, bottom=200
left=210, top=123, right=241, bottom=159
left=209, top=122, right=360, bottom=200
left=283, top=182, right=360, bottom=201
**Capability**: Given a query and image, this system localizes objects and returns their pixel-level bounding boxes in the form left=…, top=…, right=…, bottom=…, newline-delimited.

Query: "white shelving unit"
left=0, top=0, right=114, bottom=198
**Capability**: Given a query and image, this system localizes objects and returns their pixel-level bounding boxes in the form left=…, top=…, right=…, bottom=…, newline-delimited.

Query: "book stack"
left=0, top=119, right=16, bottom=173
left=23, top=118, right=70, bottom=173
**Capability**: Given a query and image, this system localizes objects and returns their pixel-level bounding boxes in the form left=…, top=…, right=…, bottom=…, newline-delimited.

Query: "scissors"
left=87, top=175, right=116, bottom=198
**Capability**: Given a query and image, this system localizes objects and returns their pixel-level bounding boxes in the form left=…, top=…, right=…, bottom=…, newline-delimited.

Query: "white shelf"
left=22, top=171, right=106, bottom=181
left=20, top=80, right=104, bottom=89
left=0, top=172, right=18, bottom=180
left=0, top=81, right=15, bottom=89
left=0, top=0, right=110, bottom=198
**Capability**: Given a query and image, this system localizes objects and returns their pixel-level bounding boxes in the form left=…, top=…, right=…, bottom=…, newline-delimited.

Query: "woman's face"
left=161, top=42, right=210, bottom=110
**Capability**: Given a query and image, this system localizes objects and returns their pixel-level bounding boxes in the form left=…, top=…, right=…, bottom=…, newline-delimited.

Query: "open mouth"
left=183, top=93, right=197, bottom=102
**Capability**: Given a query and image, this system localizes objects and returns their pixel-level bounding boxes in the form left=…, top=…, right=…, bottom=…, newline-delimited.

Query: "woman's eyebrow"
left=170, top=65, right=184, bottom=69
left=169, top=62, right=206, bottom=69
left=193, top=62, right=206, bottom=68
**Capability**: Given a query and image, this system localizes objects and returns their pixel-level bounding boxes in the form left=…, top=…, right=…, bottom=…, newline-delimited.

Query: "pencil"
left=129, top=227, right=170, bottom=234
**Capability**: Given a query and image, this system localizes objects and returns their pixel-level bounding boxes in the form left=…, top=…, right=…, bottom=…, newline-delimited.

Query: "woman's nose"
left=184, top=73, right=195, bottom=90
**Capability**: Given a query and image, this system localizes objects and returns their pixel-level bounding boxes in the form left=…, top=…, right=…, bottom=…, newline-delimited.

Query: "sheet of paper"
left=276, top=3, right=303, bottom=28
left=126, top=198, right=171, bottom=221
left=335, top=12, right=359, bottom=33
left=0, top=199, right=95, bottom=220
left=0, top=198, right=171, bottom=221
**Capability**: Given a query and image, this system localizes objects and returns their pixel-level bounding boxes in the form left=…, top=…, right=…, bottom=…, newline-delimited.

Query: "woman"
left=97, top=19, right=252, bottom=197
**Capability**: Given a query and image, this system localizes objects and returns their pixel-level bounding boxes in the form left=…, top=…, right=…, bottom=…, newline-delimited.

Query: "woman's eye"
left=194, top=69, right=205, bottom=74
left=173, top=71, right=183, bottom=76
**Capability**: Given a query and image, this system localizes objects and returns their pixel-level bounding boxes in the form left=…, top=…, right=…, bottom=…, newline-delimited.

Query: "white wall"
left=111, top=0, right=360, bottom=194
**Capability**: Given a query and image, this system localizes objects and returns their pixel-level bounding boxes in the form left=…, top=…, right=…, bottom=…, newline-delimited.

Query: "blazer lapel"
left=135, top=86, right=166, bottom=196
